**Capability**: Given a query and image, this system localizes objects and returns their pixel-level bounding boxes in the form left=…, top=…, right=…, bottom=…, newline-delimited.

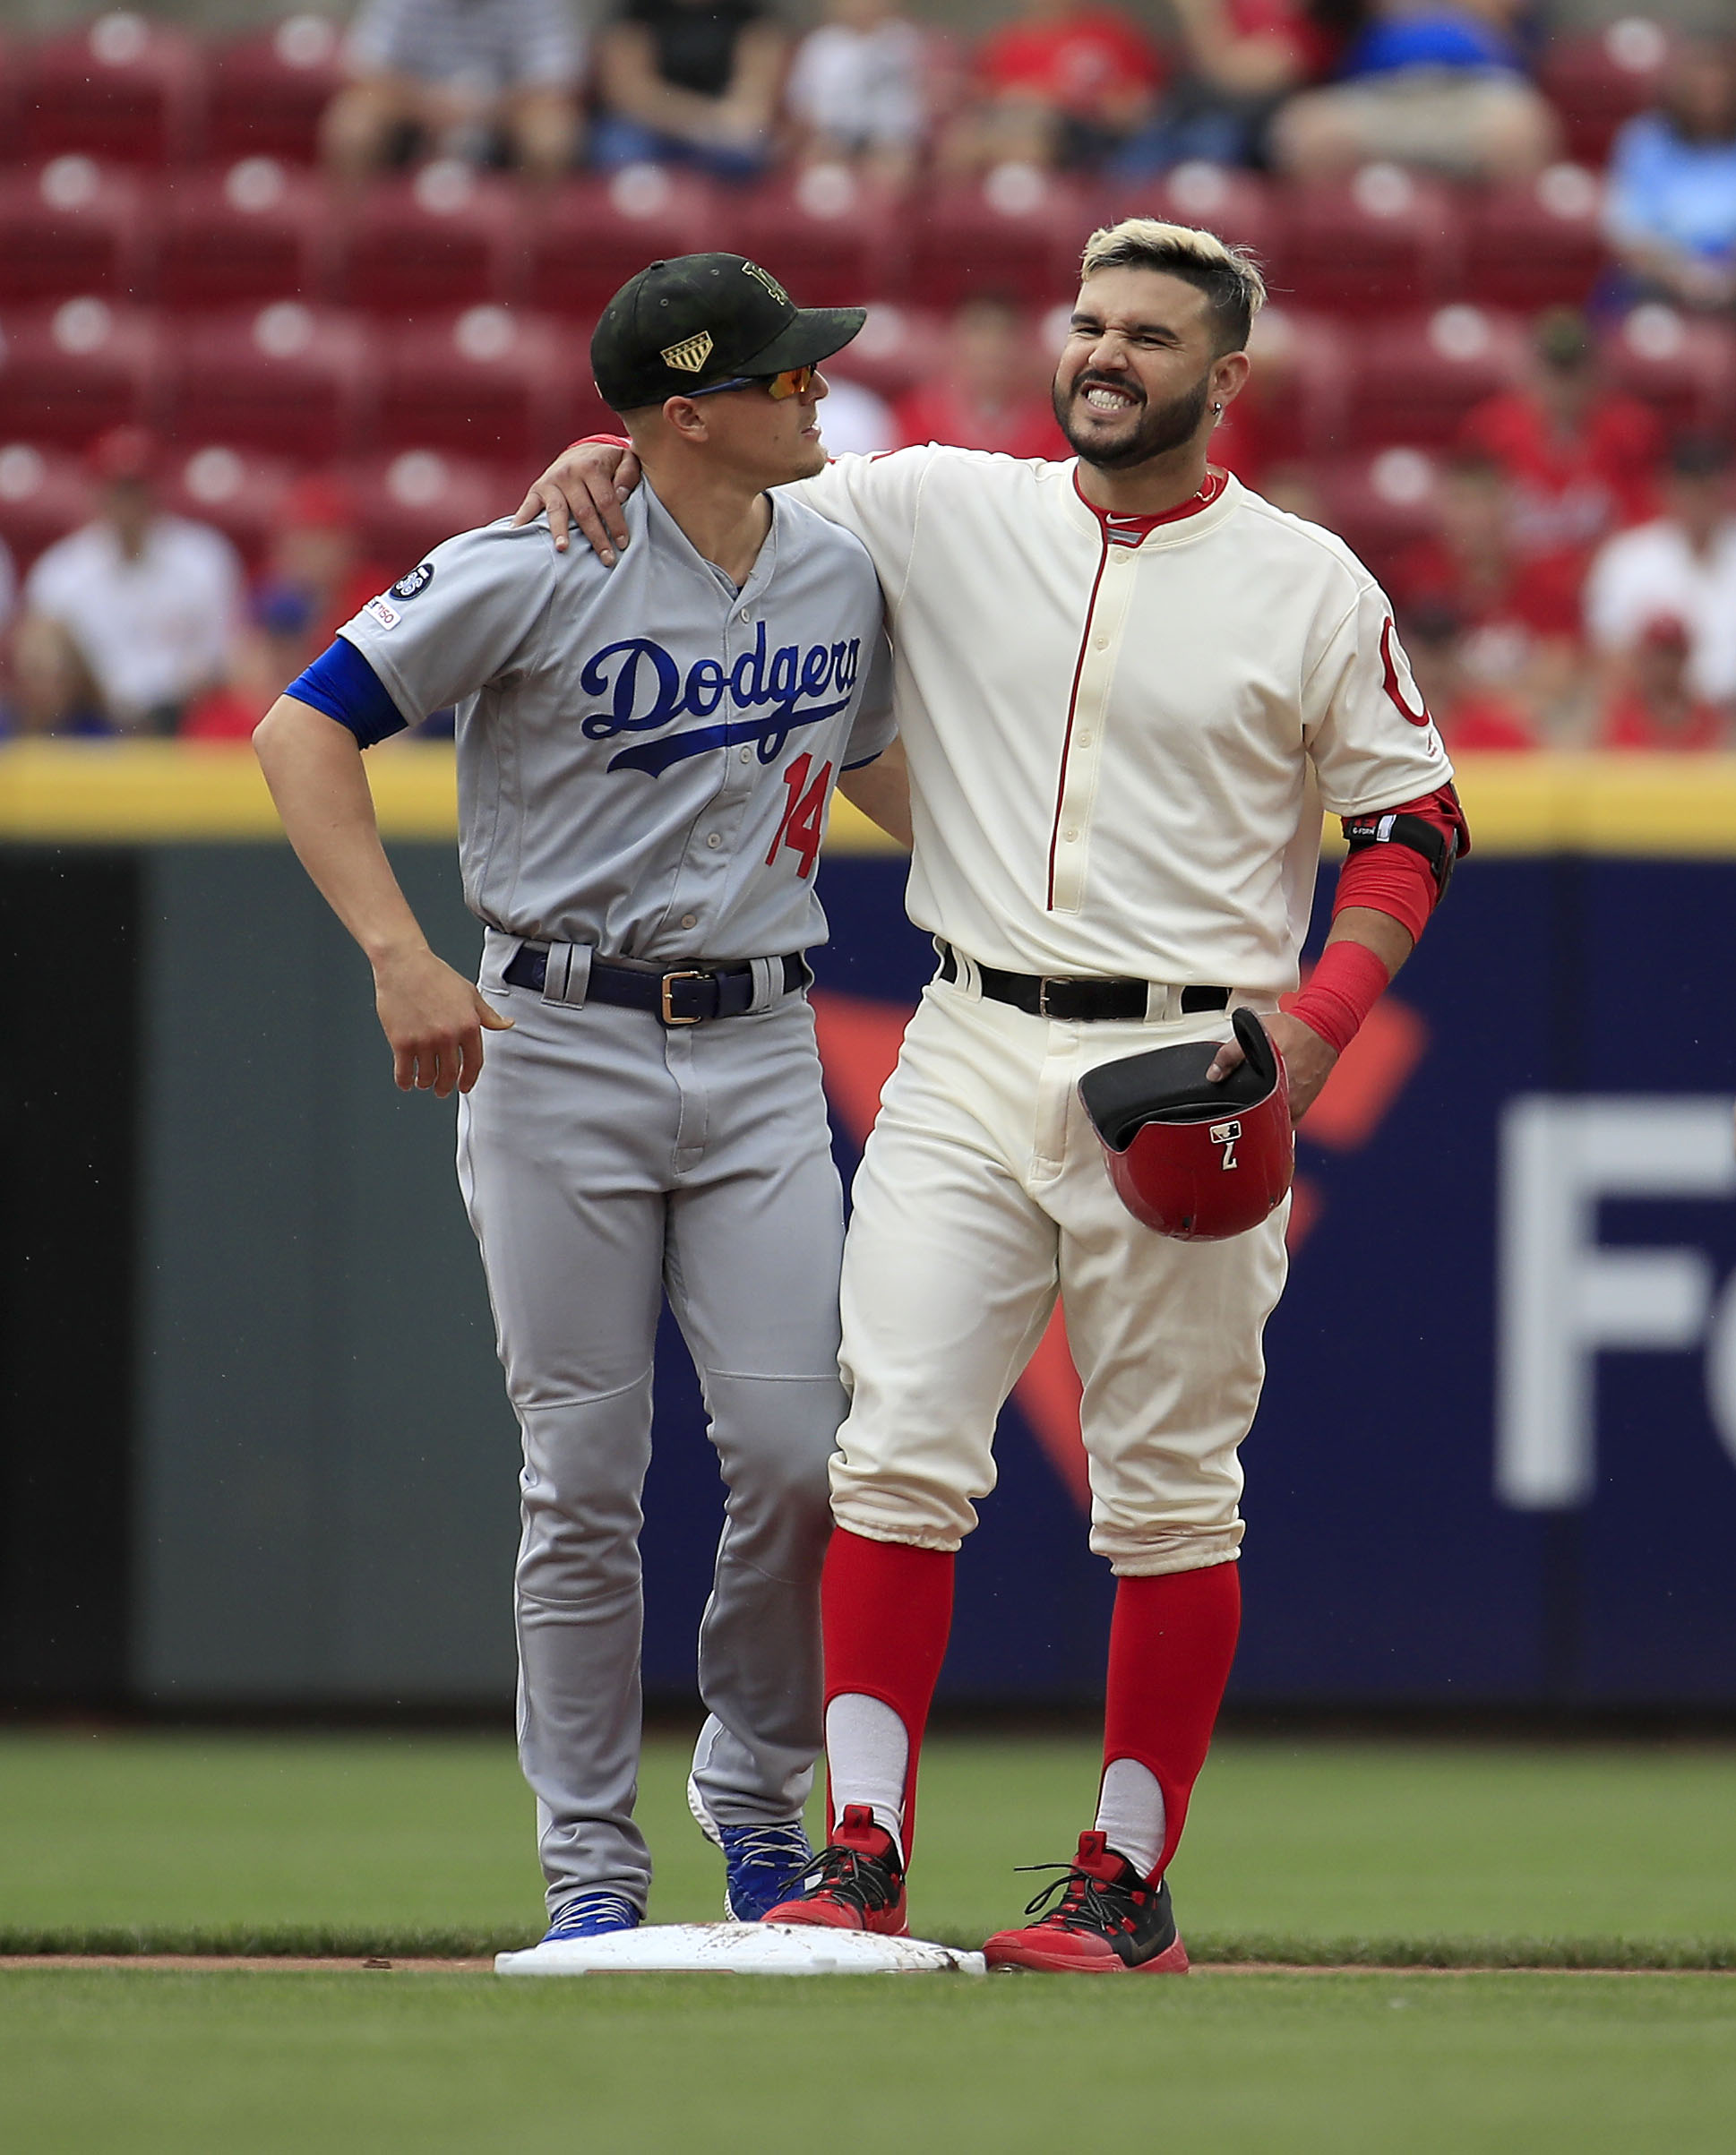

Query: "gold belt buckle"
left=660, top=969, right=706, bottom=1025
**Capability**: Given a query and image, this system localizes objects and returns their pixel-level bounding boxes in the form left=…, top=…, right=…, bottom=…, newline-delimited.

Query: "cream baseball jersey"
left=335, top=481, right=894, bottom=962
left=786, top=450, right=1453, bottom=992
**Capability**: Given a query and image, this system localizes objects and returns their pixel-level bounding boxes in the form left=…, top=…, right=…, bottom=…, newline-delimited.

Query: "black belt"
left=504, top=944, right=806, bottom=1026
left=937, top=943, right=1229, bottom=1023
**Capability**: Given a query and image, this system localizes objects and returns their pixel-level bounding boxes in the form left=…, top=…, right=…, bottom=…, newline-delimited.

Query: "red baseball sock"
left=1102, top=1561, right=1242, bottom=1879
left=821, top=1528, right=954, bottom=1859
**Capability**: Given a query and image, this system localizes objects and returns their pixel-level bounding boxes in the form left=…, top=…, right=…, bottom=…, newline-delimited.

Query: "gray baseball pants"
left=457, top=932, right=845, bottom=1919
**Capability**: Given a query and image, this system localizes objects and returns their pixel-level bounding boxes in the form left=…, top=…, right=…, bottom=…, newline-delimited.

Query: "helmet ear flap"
left=1232, top=1006, right=1277, bottom=1091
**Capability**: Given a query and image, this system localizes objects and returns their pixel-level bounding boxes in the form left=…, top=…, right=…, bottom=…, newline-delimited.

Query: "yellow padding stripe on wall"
left=2, top=743, right=1735, bottom=856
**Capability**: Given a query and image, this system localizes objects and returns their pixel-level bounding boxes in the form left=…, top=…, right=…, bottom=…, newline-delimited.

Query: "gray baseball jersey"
left=327, top=479, right=893, bottom=1925
left=338, top=481, right=895, bottom=960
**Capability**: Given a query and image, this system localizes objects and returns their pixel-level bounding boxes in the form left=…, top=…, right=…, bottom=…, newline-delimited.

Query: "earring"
left=1211, top=402, right=1223, bottom=415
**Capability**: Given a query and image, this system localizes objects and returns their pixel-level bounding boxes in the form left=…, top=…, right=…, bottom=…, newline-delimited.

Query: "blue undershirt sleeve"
left=285, top=636, right=410, bottom=748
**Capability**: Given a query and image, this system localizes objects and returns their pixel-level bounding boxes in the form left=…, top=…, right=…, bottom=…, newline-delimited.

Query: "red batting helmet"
left=1078, top=1009, right=1293, bottom=1241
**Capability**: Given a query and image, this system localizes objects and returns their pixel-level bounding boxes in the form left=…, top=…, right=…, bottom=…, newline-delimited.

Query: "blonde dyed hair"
left=1079, top=219, right=1267, bottom=351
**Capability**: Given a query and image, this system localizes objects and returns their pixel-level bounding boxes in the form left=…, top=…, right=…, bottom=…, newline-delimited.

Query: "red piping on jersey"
left=1045, top=470, right=1226, bottom=909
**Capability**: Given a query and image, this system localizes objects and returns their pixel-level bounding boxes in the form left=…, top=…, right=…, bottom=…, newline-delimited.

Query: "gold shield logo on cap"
left=661, top=331, right=714, bottom=373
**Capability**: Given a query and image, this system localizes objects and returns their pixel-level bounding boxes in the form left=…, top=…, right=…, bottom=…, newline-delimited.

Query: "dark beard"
left=1053, top=366, right=1213, bottom=470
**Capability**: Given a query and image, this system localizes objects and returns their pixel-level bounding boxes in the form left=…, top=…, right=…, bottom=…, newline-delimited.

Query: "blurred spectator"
left=1598, top=614, right=1732, bottom=751
left=0, top=612, right=110, bottom=741
left=1584, top=434, right=1736, bottom=708
left=815, top=372, right=898, bottom=453
left=1604, top=39, right=1736, bottom=314
left=183, top=587, right=324, bottom=742
left=891, top=296, right=1069, bottom=458
left=785, top=0, right=928, bottom=185
left=322, top=0, right=586, bottom=183
left=1401, top=597, right=1538, bottom=751
left=19, top=429, right=244, bottom=737
left=592, top=0, right=789, bottom=177
left=1457, top=307, right=1662, bottom=560
left=268, top=475, right=391, bottom=648
left=941, top=0, right=1162, bottom=176
left=1114, top=0, right=1330, bottom=175
left=1388, top=451, right=1589, bottom=735
left=1270, top=0, right=1560, bottom=181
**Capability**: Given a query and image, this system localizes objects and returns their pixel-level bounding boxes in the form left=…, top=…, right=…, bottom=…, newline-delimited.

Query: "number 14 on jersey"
left=767, top=752, right=832, bottom=880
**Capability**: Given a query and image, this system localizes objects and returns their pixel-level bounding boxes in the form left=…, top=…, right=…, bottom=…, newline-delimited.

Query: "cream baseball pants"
left=829, top=972, right=1291, bottom=1575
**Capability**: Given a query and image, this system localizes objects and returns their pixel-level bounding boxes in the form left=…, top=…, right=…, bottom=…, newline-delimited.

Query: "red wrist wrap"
left=1286, top=940, right=1391, bottom=1055
left=571, top=434, right=632, bottom=452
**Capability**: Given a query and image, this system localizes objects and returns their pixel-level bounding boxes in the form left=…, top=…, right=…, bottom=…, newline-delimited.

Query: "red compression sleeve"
left=1286, top=938, right=1392, bottom=1054
left=1103, top=1563, right=1242, bottom=1880
left=821, top=1529, right=955, bottom=1859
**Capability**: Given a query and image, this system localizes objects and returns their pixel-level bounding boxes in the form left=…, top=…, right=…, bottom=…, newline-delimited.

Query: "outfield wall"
left=3, top=745, right=1734, bottom=1712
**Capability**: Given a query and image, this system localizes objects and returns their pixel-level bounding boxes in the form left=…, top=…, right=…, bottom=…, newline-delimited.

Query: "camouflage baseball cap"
left=590, top=253, right=865, bottom=414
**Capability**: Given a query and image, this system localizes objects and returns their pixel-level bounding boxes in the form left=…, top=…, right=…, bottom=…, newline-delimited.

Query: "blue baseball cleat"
left=541, top=1890, right=641, bottom=1943
left=688, top=1774, right=814, bottom=1923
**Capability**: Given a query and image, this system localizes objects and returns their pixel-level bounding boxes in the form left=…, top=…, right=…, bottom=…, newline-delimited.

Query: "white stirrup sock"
left=824, top=1694, right=909, bottom=1861
left=1094, top=1758, right=1166, bottom=1880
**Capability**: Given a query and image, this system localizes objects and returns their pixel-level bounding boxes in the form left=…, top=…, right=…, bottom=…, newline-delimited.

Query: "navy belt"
left=504, top=943, right=806, bottom=1026
left=937, top=943, right=1229, bottom=1024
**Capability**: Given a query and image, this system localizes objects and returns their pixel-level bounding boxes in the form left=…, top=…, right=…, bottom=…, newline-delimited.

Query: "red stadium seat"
left=1311, top=447, right=1442, bottom=584
left=159, top=441, right=297, bottom=569
left=1462, top=164, right=1610, bottom=312
left=206, top=14, right=346, bottom=166
left=341, top=449, right=516, bottom=572
left=1538, top=18, right=1672, bottom=167
left=331, top=162, right=525, bottom=319
left=903, top=168, right=1091, bottom=311
left=19, top=13, right=206, bottom=167
left=820, top=302, right=945, bottom=402
left=0, top=298, right=161, bottom=448
left=0, top=34, right=19, bottom=151
left=525, top=167, right=719, bottom=318
left=1121, top=162, right=1281, bottom=265
left=0, top=159, right=151, bottom=305
left=1234, top=306, right=1350, bottom=462
left=376, top=307, right=587, bottom=466
left=150, top=160, right=333, bottom=310
left=0, top=442, right=95, bottom=574
left=1344, top=306, right=1527, bottom=450
left=1278, top=165, right=1461, bottom=316
left=161, top=303, right=373, bottom=460
left=1600, top=304, right=1736, bottom=435
left=726, top=167, right=904, bottom=308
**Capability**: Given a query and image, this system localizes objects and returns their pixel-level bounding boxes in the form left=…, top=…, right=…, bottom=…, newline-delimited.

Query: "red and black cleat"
left=761, top=1803, right=908, bottom=1936
left=983, top=1831, right=1190, bottom=1974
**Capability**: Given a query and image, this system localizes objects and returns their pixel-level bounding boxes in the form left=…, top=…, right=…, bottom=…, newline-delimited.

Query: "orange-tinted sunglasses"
left=689, top=364, right=818, bottom=402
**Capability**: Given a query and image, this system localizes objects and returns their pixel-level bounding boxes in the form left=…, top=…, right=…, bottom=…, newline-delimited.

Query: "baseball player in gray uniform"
left=254, top=253, right=906, bottom=1944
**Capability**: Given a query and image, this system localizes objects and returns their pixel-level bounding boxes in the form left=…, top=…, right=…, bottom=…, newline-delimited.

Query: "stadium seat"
left=1311, top=448, right=1442, bottom=584
left=820, top=302, right=945, bottom=402
left=0, top=441, right=95, bottom=573
left=1278, top=165, right=1461, bottom=316
left=376, top=307, right=585, bottom=466
left=159, top=441, right=297, bottom=568
left=727, top=167, right=905, bottom=309
left=341, top=448, right=516, bottom=571
left=525, top=167, right=719, bottom=317
left=0, top=298, right=162, bottom=447
left=1344, top=306, right=1528, bottom=451
left=206, top=14, right=346, bottom=166
left=1234, top=306, right=1350, bottom=463
left=18, top=13, right=207, bottom=167
left=0, top=159, right=152, bottom=306
left=161, top=303, right=373, bottom=461
left=902, top=168, right=1090, bottom=310
left=1538, top=18, right=1672, bottom=167
left=1123, top=162, right=1281, bottom=265
left=1600, top=304, right=1736, bottom=436
left=150, top=160, right=332, bottom=310
left=331, top=161, right=525, bottom=318
left=1461, top=165, right=1610, bottom=312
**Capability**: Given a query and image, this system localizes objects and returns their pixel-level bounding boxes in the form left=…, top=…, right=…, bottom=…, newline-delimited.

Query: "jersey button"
left=1077, top=731, right=1094, bottom=747
left=1093, top=631, right=1109, bottom=649
left=739, top=746, right=752, bottom=763
left=681, top=914, right=698, bottom=930
left=1063, top=827, right=1079, bottom=842
left=706, top=832, right=722, bottom=849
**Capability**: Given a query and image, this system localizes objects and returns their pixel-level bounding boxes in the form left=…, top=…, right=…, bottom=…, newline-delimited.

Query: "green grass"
left=4, top=1968, right=1735, bottom=2155
left=4, top=1732, right=1735, bottom=2153
left=4, top=1729, right=1734, bottom=1956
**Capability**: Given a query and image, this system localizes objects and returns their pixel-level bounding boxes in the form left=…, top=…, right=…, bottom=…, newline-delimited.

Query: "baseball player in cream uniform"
left=526, top=219, right=1470, bottom=1970
left=255, top=255, right=907, bottom=1946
